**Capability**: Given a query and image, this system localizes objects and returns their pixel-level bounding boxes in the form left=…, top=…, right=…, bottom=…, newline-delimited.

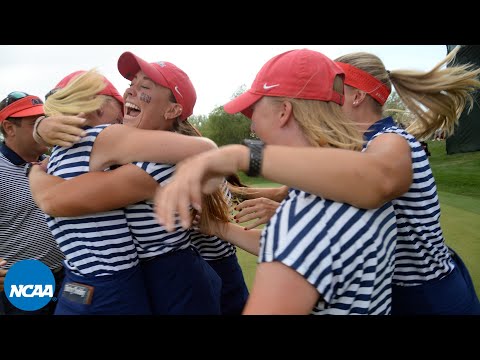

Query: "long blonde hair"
left=174, top=117, right=231, bottom=232
left=268, top=73, right=364, bottom=151
left=335, top=47, right=480, bottom=139
left=44, top=69, right=109, bottom=117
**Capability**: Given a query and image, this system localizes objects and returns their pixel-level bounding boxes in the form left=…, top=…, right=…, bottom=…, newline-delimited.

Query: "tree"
left=201, top=106, right=252, bottom=146
left=196, top=85, right=254, bottom=146
left=384, top=91, right=412, bottom=128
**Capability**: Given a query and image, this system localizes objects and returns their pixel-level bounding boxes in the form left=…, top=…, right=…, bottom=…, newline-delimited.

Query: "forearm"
left=93, top=125, right=219, bottom=171
left=240, top=186, right=289, bottom=202
left=29, top=165, right=156, bottom=216
left=260, top=146, right=402, bottom=209
left=215, top=222, right=262, bottom=256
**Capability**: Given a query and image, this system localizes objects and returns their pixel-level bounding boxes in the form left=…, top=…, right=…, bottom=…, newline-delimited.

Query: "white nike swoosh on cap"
left=263, top=83, right=280, bottom=90
left=175, top=86, right=183, bottom=98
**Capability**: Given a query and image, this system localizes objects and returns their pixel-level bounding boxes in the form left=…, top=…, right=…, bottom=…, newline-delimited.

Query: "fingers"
left=62, top=115, right=87, bottom=127
left=177, top=187, right=194, bottom=230
left=235, top=198, right=257, bottom=211
left=243, top=218, right=266, bottom=230
left=235, top=208, right=261, bottom=224
left=59, top=123, right=87, bottom=138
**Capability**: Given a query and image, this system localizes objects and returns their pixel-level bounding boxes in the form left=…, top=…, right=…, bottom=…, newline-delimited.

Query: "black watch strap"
left=243, top=139, right=264, bottom=177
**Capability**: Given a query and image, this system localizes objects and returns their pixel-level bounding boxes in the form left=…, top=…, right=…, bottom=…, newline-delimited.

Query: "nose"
left=125, top=82, right=141, bottom=98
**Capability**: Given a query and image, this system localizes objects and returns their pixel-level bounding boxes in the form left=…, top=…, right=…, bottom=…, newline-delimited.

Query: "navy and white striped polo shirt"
left=129, top=162, right=237, bottom=260
left=188, top=180, right=236, bottom=261
left=127, top=162, right=191, bottom=258
left=258, top=189, right=397, bottom=315
left=0, top=143, right=65, bottom=271
left=365, top=117, right=454, bottom=286
left=46, top=125, right=139, bottom=276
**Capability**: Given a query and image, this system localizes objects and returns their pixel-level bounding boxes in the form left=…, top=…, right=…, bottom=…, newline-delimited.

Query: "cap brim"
left=118, top=52, right=169, bottom=89
left=10, top=105, right=44, bottom=118
left=223, top=91, right=262, bottom=119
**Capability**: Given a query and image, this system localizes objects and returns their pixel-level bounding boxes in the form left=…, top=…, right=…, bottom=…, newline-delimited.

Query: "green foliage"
left=188, top=114, right=209, bottom=134
left=237, top=141, right=480, bottom=294
left=198, top=85, right=254, bottom=146
left=384, top=91, right=411, bottom=127
left=428, top=140, right=480, bottom=199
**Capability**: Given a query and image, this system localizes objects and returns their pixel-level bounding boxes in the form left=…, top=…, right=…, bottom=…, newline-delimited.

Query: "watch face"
left=243, top=139, right=263, bottom=146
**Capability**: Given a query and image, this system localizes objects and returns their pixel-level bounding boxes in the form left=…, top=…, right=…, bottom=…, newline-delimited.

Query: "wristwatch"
left=242, top=139, right=265, bottom=177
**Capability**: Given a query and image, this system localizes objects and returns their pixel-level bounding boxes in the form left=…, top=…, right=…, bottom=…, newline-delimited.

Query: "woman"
left=157, top=47, right=480, bottom=315
left=30, top=67, right=228, bottom=314
left=31, top=54, right=248, bottom=314
left=154, top=49, right=398, bottom=315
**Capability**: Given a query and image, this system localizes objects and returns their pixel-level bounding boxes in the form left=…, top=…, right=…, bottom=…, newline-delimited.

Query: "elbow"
left=364, top=176, right=408, bottom=209
left=201, top=137, right=218, bottom=151
left=35, top=194, right=60, bottom=217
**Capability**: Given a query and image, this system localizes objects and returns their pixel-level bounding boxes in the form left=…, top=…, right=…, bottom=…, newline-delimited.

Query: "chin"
left=123, top=118, right=140, bottom=128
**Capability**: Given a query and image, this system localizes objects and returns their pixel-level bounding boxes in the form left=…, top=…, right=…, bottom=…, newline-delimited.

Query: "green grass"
left=236, top=141, right=480, bottom=295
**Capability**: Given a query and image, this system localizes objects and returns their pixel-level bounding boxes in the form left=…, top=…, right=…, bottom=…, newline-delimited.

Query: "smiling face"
left=122, top=70, right=179, bottom=131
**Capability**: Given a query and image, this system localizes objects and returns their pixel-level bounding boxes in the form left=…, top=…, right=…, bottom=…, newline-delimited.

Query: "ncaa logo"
left=5, top=259, right=55, bottom=311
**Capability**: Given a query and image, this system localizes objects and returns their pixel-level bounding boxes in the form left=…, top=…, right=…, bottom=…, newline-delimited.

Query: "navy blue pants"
left=142, top=247, right=222, bottom=315
left=54, top=265, right=152, bottom=315
left=208, top=254, right=249, bottom=315
left=392, top=250, right=480, bottom=315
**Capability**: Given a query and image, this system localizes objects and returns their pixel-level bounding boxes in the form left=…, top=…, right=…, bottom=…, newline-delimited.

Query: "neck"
left=352, top=105, right=383, bottom=135
left=5, top=139, right=43, bottom=163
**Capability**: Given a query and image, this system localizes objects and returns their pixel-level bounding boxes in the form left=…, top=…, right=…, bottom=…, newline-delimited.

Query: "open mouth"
left=125, top=102, right=141, bottom=119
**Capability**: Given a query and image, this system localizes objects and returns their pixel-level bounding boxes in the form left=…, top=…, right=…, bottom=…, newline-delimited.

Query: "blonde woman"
left=29, top=68, right=226, bottom=314
left=155, top=49, right=398, bottom=315
left=30, top=56, right=247, bottom=315
left=157, top=47, right=480, bottom=315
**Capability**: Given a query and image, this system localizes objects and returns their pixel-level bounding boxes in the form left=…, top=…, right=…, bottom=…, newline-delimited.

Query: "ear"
left=353, top=90, right=367, bottom=107
left=278, top=100, right=293, bottom=128
left=165, top=103, right=183, bottom=120
left=2, top=120, right=16, bottom=137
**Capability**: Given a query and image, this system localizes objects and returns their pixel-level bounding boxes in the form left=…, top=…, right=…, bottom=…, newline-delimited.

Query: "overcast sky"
left=0, top=45, right=448, bottom=117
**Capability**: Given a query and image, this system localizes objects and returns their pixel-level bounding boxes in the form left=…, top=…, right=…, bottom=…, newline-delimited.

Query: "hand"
left=36, top=113, right=88, bottom=147
left=0, top=258, right=7, bottom=292
left=234, top=197, right=280, bottom=230
left=155, top=145, right=248, bottom=232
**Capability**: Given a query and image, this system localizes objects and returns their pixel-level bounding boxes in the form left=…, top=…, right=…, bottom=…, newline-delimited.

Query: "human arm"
left=155, top=134, right=413, bottom=231
left=28, top=164, right=157, bottom=217
left=89, top=124, right=218, bottom=172
left=259, top=134, right=412, bottom=208
left=34, top=114, right=88, bottom=147
left=204, top=221, right=262, bottom=256
left=234, top=197, right=281, bottom=230
left=243, top=262, right=319, bottom=315
left=234, top=185, right=288, bottom=202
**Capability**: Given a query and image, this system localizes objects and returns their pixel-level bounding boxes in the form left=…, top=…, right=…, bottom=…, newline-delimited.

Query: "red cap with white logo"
left=224, top=48, right=345, bottom=118
left=118, top=52, right=197, bottom=121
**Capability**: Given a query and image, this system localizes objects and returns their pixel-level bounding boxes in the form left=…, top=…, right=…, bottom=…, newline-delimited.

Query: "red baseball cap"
left=117, top=52, right=197, bottom=121
left=51, top=70, right=124, bottom=113
left=224, top=49, right=345, bottom=118
left=0, top=92, right=44, bottom=122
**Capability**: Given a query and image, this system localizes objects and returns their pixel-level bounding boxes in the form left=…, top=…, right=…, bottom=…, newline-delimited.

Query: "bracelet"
left=242, top=139, right=265, bottom=177
left=33, top=115, right=47, bottom=142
